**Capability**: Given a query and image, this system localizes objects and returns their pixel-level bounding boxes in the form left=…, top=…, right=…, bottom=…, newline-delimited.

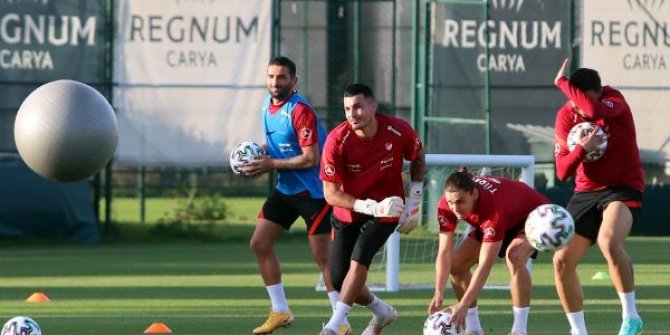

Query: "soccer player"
left=428, top=170, right=550, bottom=335
left=318, top=83, right=425, bottom=335
left=242, top=56, right=352, bottom=335
left=552, top=59, right=644, bottom=335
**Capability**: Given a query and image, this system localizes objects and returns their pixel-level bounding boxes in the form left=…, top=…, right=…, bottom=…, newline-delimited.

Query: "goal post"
left=383, top=154, right=536, bottom=291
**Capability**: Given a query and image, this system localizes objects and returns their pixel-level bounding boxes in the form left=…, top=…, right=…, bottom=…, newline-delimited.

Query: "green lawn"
left=0, top=235, right=668, bottom=334
left=102, top=197, right=266, bottom=225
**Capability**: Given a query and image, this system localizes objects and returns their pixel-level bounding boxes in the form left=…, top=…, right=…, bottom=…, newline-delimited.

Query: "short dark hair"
left=570, top=68, right=601, bottom=92
left=344, top=83, right=374, bottom=99
left=268, top=56, right=296, bottom=77
left=444, top=168, right=475, bottom=192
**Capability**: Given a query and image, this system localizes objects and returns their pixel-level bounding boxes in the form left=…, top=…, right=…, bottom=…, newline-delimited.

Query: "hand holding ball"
left=14, top=80, right=118, bottom=182
left=567, top=122, right=608, bottom=162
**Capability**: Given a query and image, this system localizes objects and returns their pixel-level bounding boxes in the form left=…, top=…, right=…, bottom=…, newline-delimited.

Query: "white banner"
left=582, top=1, right=670, bottom=86
left=582, top=1, right=670, bottom=160
left=113, top=0, right=270, bottom=166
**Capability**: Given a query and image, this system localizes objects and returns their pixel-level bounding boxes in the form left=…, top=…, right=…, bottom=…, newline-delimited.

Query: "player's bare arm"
left=410, top=148, right=426, bottom=182
left=243, top=143, right=318, bottom=178
left=554, top=57, right=569, bottom=85
left=448, top=241, right=501, bottom=331
left=429, top=231, right=455, bottom=315
left=323, top=180, right=357, bottom=209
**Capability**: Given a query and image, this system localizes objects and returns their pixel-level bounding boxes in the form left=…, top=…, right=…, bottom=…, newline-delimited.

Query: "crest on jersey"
left=301, top=127, right=312, bottom=139
left=324, top=164, right=335, bottom=176
left=385, top=143, right=393, bottom=151
left=483, top=227, right=497, bottom=239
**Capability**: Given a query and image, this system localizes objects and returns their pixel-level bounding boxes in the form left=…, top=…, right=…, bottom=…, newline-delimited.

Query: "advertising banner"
left=0, top=0, right=108, bottom=83
left=428, top=0, right=571, bottom=156
left=114, top=0, right=271, bottom=166
left=582, top=1, right=670, bottom=160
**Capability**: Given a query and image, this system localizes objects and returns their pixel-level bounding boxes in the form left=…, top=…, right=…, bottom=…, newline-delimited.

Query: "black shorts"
left=259, top=190, right=332, bottom=235
left=470, top=223, right=538, bottom=259
left=328, top=215, right=399, bottom=291
left=567, top=185, right=642, bottom=243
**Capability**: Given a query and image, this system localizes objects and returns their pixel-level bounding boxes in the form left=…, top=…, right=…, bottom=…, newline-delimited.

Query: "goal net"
left=316, top=154, right=535, bottom=292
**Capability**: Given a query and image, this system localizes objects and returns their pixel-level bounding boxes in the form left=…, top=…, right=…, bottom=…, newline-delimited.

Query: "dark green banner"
left=0, top=0, right=109, bottom=84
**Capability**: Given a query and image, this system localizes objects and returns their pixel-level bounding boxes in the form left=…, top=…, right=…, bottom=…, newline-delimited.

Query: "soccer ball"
left=423, top=310, right=459, bottom=335
left=229, top=141, right=266, bottom=175
left=566, top=122, right=608, bottom=162
left=1, top=316, right=41, bottom=335
left=525, top=204, right=575, bottom=251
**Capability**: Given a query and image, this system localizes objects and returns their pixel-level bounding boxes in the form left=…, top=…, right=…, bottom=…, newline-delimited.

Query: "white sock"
left=566, top=311, right=588, bottom=335
left=511, top=306, right=529, bottom=335
left=327, top=291, right=350, bottom=325
left=327, top=291, right=339, bottom=311
left=366, top=295, right=393, bottom=320
left=618, top=291, right=640, bottom=320
left=324, top=301, right=351, bottom=331
left=465, top=306, right=483, bottom=333
left=266, top=283, right=289, bottom=313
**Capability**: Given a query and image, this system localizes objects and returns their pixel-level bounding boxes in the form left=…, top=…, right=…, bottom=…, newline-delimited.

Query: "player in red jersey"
left=318, top=83, right=425, bottom=335
left=552, top=59, right=644, bottom=335
left=428, top=170, right=550, bottom=335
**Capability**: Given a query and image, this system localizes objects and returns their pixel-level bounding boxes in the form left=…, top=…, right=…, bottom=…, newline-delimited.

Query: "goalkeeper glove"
left=353, top=196, right=405, bottom=218
left=398, top=182, right=423, bottom=234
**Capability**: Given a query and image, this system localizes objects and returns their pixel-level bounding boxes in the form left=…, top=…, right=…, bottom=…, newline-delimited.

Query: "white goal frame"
left=381, top=154, right=536, bottom=291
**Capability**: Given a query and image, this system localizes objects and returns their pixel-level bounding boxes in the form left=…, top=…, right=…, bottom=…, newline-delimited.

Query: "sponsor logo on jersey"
left=438, top=215, right=448, bottom=225
left=387, top=125, right=401, bottom=136
left=347, top=164, right=361, bottom=173
left=554, top=143, right=561, bottom=156
left=483, top=227, right=497, bottom=239
left=414, top=137, right=421, bottom=150
left=324, top=164, right=335, bottom=176
left=380, top=156, right=394, bottom=171
left=603, top=100, right=614, bottom=108
left=301, top=127, right=312, bottom=139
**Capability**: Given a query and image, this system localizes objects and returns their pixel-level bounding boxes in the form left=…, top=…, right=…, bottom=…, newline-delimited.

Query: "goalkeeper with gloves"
left=318, top=83, right=425, bottom=335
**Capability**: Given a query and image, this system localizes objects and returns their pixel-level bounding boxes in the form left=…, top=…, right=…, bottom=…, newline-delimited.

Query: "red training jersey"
left=269, top=101, right=318, bottom=147
left=554, top=77, right=644, bottom=192
left=437, top=176, right=550, bottom=243
left=321, top=114, right=423, bottom=223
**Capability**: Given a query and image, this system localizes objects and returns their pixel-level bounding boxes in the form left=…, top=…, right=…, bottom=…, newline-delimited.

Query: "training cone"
left=144, top=322, right=172, bottom=334
left=25, top=292, right=50, bottom=303
left=591, top=271, right=610, bottom=280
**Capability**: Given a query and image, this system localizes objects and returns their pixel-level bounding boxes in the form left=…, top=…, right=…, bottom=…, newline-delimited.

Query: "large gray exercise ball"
left=14, top=80, right=118, bottom=182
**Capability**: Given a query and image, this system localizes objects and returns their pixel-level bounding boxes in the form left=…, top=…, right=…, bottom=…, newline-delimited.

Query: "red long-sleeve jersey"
left=554, top=77, right=644, bottom=192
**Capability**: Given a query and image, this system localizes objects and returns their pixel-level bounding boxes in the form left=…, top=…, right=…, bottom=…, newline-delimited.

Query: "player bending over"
left=429, top=170, right=550, bottom=335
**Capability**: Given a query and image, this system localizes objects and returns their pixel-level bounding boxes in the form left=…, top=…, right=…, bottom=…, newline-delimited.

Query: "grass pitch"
left=0, top=231, right=668, bottom=334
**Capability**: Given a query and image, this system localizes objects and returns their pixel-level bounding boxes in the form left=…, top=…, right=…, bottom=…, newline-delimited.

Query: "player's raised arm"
left=554, top=64, right=627, bottom=120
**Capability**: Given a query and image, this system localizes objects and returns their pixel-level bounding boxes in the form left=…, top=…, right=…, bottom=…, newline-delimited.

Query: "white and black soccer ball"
left=567, top=122, right=608, bottom=162
left=1, top=316, right=41, bottom=335
left=423, top=310, right=459, bottom=335
left=229, top=141, right=266, bottom=176
left=525, top=204, right=575, bottom=251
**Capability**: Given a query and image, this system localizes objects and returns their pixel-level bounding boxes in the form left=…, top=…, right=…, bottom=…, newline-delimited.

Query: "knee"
left=553, top=253, right=575, bottom=277
left=450, top=260, right=471, bottom=277
left=250, top=236, right=271, bottom=256
left=505, top=255, right=528, bottom=275
left=597, top=238, right=620, bottom=260
left=311, top=245, right=329, bottom=268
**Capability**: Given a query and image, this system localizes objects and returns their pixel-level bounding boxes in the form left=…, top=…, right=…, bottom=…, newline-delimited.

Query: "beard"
left=270, top=86, right=293, bottom=101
